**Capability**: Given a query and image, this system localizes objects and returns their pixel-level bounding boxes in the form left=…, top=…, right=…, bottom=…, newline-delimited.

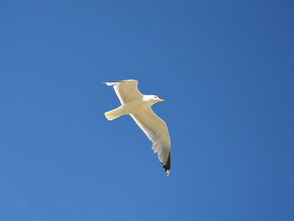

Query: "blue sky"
left=0, top=0, right=293, bottom=220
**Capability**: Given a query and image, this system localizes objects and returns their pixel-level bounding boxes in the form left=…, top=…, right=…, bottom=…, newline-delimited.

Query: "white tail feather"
left=104, top=107, right=124, bottom=121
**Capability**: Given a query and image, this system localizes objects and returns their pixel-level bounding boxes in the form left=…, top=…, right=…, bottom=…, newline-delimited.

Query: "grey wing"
left=130, top=108, right=171, bottom=176
left=104, top=79, right=143, bottom=104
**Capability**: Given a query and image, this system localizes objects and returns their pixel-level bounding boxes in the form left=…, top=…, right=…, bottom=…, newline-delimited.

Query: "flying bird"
left=104, top=79, right=171, bottom=176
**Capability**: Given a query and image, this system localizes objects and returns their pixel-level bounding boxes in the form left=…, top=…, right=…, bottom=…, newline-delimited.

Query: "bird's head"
left=144, top=95, right=165, bottom=104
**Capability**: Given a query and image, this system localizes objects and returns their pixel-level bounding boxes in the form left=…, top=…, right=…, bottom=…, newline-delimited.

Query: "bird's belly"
left=122, top=101, right=148, bottom=114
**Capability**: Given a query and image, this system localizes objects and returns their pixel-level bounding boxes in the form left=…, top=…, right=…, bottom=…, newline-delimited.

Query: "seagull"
left=104, top=79, right=171, bottom=176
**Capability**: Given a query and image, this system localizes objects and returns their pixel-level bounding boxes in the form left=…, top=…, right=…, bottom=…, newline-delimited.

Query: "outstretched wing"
left=104, top=79, right=143, bottom=104
left=130, top=108, right=171, bottom=176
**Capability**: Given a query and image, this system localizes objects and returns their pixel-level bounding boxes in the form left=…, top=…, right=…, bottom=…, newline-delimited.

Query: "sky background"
left=0, top=0, right=293, bottom=220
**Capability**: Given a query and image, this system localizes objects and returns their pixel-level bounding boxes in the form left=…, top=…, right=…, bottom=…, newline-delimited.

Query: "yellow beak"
left=158, top=99, right=165, bottom=103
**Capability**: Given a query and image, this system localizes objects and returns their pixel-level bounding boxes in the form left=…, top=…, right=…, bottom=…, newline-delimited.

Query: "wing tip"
left=162, top=152, right=171, bottom=176
left=165, top=170, right=170, bottom=176
left=102, top=81, right=121, bottom=86
left=102, top=79, right=138, bottom=86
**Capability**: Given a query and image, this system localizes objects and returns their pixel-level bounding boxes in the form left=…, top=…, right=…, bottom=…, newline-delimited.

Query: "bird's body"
left=104, top=79, right=172, bottom=175
left=105, top=95, right=159, bottom=119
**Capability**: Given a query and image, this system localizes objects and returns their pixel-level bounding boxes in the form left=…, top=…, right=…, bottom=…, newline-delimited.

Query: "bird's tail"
left=104, top=106, right=124, bottom=121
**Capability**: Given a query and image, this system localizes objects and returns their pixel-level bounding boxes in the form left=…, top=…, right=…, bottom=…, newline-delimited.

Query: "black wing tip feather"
left=162, top=152, right=171, bottom=176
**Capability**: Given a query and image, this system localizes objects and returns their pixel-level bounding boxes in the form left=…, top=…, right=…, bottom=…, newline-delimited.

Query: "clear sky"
left=0, top=0, right=293, bottom=220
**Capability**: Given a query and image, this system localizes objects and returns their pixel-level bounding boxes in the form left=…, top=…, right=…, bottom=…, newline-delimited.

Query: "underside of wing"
left=130, top=108, right=171, bottom=175
left=104, top=79, right=143, bottom=104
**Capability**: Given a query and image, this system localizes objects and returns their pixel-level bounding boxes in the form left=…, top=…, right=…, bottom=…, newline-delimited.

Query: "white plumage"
left=104, top=79, right=171, bottom=176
